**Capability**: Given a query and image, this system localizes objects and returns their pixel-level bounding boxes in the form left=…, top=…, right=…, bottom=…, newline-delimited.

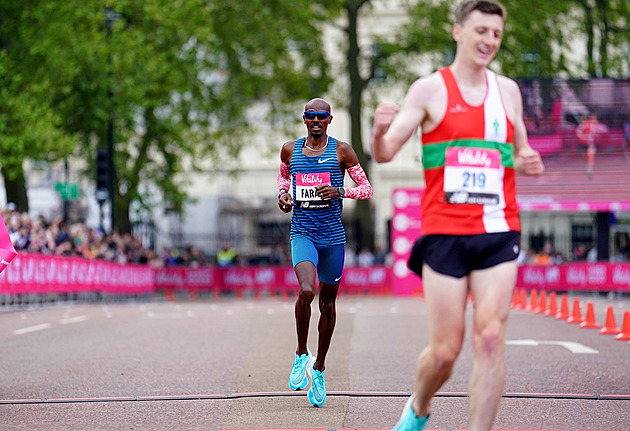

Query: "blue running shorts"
left=291, top=236, right=345, bottom=285
left=407, top=231, right=521, bottom=279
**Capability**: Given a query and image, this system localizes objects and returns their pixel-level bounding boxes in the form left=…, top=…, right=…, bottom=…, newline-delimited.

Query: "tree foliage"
left=400, top=0, right=630, bottom=78
left=1, top=0, right=334, bottom=230
left=0, top=1, right=78, bottom=211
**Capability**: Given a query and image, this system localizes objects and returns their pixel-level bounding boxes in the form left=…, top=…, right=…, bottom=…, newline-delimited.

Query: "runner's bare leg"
left=413, top=265, right=468, bottom=417
left=294, top=262, right=317, bottom=355
left=467, top=260, right=517, bottom=431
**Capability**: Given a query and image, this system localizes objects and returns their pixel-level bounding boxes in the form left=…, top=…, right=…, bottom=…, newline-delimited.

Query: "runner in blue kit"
left=277, top=97, right=373, bottom=406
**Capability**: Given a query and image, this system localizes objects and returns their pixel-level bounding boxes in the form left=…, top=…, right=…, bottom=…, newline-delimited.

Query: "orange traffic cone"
left=166, top=288, right=175, bottom=301
left=580, top=302, right=601, bottom=329
left=527, top=289, right=538, bottom=312
left=545, top=292, right=558, bottom=317
left=556, top=294, right=570, bottom=320
left=511, top=289, right=521, bottom=309
left=615, top=311, right=630, bottom=341
left=600, top=306, right=620, bottom=335
left=567, top=298, right=583, bottom=324
left=535, top=290, right=547, bottom=314
left=519, top=289, right=527, bottom=309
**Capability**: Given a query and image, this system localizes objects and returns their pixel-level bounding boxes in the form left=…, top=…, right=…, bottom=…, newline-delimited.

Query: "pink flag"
left=0, top=212, right=17, bottom=274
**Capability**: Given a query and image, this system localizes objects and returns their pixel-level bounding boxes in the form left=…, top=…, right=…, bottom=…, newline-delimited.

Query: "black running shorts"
left=407, top=231, right=521, bottom=279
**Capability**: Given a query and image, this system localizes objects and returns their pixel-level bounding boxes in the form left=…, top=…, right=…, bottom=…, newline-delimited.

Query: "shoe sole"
left=307, top=388, right=325, bottom=407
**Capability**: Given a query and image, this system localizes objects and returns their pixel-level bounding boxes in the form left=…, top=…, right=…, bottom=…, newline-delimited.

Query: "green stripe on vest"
left=423, top=139, right=514, bottom=169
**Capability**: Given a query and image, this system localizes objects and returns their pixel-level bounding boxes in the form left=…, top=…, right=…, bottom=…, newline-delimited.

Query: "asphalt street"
left=0, top=294, right=629, bottom=431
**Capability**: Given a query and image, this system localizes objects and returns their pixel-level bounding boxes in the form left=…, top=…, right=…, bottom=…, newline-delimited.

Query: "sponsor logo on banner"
left=523, top=267, right=545, bottom=286
left=612, top=266, right=630, bottom=286
left=587, top=265, right=607, bottom=285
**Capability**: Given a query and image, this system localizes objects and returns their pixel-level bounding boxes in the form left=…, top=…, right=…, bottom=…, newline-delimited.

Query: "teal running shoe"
left=307, top=364, right=327, bottom=407
left=288, top=349, right=312, bottom=390
left=392, top=396, right=429, bottom=431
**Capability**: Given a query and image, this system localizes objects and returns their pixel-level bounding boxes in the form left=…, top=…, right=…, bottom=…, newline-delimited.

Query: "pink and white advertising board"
left=390, top=188, right=424, bottom=295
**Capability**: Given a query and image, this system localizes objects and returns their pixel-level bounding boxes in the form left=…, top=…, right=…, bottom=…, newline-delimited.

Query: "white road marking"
left=60, top=316, right=87, bottom=325
left=146, top=311, right=186, bottom=319
left=506, top=339, right=599, bottom=354
left=540, top=341, right=599, bottom=354
left=14, top=323, right=52, bottom=335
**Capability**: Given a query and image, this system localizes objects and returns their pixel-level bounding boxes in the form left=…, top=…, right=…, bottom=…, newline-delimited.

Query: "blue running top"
left=290, top=136, right=346, bottom=246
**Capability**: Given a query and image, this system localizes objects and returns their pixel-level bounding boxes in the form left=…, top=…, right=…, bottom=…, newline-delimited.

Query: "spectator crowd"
left=3, top=206, right=164, bottom=266
left=1, top=207, right=282, bottom=268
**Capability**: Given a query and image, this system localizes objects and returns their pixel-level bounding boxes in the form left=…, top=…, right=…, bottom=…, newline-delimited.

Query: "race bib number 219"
left=443, top=147, right=502, bottom=205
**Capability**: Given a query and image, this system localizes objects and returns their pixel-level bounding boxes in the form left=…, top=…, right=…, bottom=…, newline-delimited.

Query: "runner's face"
left=303, top=104, right=332, bottom=138
left=454, top=10, right=504, bottom=67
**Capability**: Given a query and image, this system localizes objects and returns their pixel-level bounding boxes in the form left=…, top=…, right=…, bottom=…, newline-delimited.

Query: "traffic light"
left=96, top=148, right=109, bottom=202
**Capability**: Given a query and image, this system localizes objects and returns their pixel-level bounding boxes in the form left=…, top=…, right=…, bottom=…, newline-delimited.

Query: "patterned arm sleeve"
left=344, top=164, right=373, bottom=200
left=277, top=162, right=291, bottom=196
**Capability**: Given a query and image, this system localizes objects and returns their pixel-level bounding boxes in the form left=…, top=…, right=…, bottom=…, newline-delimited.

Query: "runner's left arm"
left=344, top=164, right=373, bottom=200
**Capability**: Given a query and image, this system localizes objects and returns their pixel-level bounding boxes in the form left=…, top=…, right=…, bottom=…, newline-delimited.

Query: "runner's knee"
left=319, top=297, right=336, bottom=317
left=473, top=322, right=503, bottom=355
left=298, top=288, right=315, bottom=304
left=430, top=344, right=459, bottom=372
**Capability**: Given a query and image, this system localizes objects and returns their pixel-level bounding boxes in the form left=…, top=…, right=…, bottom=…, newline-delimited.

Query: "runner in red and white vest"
left=370, top=1, right=544, bottom=431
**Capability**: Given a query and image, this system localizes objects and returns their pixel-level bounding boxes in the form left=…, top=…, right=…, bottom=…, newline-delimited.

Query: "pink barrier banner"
left=154, top=266, right=297, bottom=293
left=155, top=267, right=215, bottom=290
left=153, top=266, right=391, bottom=294
left=339, top=266, right=391, bottom=294
left=4, top=253, right=627, bottom=297
left=517, top=263, right=630, bottom=292
left=0, top=254, right=154, bottom=295
left=218, top=266, right=293, bottom=293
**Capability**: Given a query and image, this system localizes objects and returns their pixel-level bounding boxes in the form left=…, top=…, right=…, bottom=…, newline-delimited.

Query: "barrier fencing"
left=1, top=254, right=629, bottom=307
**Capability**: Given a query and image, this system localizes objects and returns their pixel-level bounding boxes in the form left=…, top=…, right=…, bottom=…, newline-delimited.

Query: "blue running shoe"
left=307, top=363, right=326, bottom=407
left=392, top=396, right=429, bottom=431
left=288, top=349, right=312, bottom=390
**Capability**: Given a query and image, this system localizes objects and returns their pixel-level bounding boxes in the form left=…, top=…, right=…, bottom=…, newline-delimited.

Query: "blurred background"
left=1, top=0, right=629, bottom=269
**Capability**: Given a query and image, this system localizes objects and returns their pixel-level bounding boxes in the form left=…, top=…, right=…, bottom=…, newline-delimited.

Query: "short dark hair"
left=455, top=0, right=506, bottom=25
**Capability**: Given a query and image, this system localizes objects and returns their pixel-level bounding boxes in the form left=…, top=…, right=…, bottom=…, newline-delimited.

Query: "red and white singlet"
left=420, top=67, right=520, bottom=235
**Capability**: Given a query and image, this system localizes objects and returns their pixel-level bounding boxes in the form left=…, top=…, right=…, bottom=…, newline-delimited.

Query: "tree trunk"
left=583, top=3, right=597, bottom=77
left=2, top=163, right=29, bottom=213
left=345, top=0, right=375, bottom=252
left=115, top=192, right=132, bottom=234
left=596, top=0, right=609, bottom=77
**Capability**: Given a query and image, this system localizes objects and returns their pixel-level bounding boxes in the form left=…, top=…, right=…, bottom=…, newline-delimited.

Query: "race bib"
left=443, top=147, right=502, bottom=205
left=295, top=172, right=332, bottom=210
